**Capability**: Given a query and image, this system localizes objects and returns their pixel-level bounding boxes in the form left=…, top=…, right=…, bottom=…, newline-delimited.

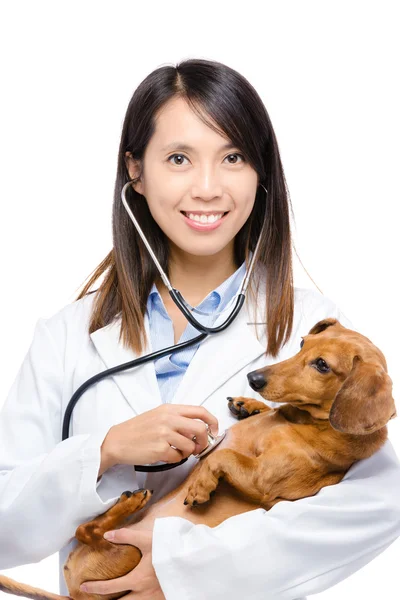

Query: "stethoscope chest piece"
left=193, top=427, right=227, bottom=459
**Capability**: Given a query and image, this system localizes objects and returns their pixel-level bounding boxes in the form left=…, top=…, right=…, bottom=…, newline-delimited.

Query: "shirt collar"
left=148, top=258, right=248, bottom=318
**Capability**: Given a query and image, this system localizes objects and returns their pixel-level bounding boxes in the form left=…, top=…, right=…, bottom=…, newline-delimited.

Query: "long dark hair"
left=76, top=58, right=294, bottom=357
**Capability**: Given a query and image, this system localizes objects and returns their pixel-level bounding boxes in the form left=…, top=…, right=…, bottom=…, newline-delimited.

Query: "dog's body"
left=0, top=318, right=396, bottom=600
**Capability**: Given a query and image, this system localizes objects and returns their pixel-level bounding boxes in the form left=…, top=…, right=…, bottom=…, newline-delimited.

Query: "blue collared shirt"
left=146, top=259, right=247, bottom=404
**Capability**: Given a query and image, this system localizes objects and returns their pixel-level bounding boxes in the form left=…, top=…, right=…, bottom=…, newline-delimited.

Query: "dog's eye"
left=315, top=358, right=330, bottom=373
left=300, top=339, right=305, bottom=348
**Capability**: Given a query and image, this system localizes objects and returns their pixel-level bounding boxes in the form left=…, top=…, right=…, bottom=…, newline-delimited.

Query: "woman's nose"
left=191, top=174, right=224, bottom=200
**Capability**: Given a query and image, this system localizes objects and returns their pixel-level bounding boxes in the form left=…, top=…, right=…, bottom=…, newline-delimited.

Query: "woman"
left=0, top=58, right=399, bottom=600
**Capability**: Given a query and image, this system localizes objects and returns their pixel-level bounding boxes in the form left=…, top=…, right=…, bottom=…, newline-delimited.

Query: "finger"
left=167, top=430, right=196, bottom=457
left=173, top=405, right=219, bottom=435
left=104, top=527, right=151, bottom=550
left=174, top=417, right=211, bottom=453
left=81, top=530, right=151, bottom=594
left=81, top=564, right=148, bottom=596
left=80, top=572, right=132, bottom=595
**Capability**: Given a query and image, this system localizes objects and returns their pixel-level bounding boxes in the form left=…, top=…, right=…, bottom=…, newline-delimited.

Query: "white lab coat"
left=0, top=276, right=400, bottom=600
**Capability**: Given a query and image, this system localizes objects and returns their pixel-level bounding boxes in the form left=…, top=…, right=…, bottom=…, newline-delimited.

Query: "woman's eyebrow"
left=161, top=141, right=237, bottom=153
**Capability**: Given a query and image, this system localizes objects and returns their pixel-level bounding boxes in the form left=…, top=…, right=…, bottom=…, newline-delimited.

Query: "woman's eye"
left=225, top=153, right=245, bottom=164
left=168, top=154, right=189, bottom=166
left=315, top=358, right=330, bottom=373
left=167, top=152, right=245, bottom=166
left=300, top=339, right=305, bottom=348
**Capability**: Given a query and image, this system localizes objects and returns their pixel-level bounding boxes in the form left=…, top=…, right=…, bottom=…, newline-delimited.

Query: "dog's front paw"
left=184, top=475, right=218, bottom=507
left=117, top=488, right=153, bottom=508
left=227, top=396, right=262, bottom=419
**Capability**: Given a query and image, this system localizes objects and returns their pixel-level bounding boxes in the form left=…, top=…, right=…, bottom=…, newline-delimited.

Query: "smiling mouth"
left=180, top=211, right=229, bottom=223
left=180, top=211, right=229, bottom=216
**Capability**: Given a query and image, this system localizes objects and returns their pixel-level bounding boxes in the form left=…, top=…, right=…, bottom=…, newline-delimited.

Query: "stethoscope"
left=61, top=180, right=267, bottom=472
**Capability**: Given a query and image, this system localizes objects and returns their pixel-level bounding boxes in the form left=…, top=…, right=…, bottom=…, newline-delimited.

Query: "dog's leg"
left=75, top=488, right=153, bottom=550
left=227, top=396, right=272, bottom=419
left=184, top=449, right=269, bottom=507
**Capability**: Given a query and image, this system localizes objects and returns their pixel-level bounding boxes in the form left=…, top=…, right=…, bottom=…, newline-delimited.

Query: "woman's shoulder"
left=293, top=286, right=353, bottom=330
left=251, top=265, right=350, bottom=324
left=253, top=264, right=343, bottom=317
left=44, top=291, right=97, bottom=324
left=37, top=291, right=98, bottom=349
left=294, top=286, right=337, bottom=311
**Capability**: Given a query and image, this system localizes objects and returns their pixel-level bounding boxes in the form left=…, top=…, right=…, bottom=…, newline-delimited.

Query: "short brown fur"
left=0, top=319, right=396, bottom=600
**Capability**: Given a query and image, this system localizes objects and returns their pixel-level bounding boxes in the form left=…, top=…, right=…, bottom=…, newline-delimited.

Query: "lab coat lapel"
left=89, top=280, right=268, bottom=414
left=172, top=293, right=267, bottom=407
left=89, top=311, right=162, bottom=416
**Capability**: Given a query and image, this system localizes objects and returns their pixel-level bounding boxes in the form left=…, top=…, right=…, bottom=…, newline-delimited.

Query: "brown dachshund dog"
left=0, top=318, right=397, bottom=600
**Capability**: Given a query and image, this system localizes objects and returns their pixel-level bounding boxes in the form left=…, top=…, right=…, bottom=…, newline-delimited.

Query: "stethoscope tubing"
left=61, top=293, right=246, bottom=471
left=61, top=180, right=267, bottom=472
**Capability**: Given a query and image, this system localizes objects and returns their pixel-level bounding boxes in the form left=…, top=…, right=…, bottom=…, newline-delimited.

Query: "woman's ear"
left=329, top=356, right=397, bottom=434
left=125, top=152, right=144, bottom=195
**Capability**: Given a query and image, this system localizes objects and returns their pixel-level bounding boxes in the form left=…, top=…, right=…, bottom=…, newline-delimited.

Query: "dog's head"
left=247, top=318, right=397, bottom=435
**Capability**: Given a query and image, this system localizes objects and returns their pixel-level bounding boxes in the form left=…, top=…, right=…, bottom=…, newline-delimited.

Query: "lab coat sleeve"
left=0, top=318, right=119, bottom=569
left=152, top=439, right=400, bottom=600
left=151, top=299, right=400, bottom=600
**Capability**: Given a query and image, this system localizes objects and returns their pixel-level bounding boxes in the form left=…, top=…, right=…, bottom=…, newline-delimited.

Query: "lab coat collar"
left=89, top=274, right=268, bottom=416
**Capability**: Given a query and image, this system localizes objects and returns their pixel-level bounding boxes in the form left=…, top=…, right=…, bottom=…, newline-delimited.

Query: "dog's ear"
left=308, top=318, right=338, bottom=335
left=329, top=356, right=397, bottom=435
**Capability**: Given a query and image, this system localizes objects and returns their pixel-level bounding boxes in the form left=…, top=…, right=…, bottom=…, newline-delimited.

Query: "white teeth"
left=186, top=213, right=224, bottom=223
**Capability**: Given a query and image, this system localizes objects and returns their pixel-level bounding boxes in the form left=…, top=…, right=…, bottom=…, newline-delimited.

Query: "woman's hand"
left=102, top=404, right=219, bottom=468
left=80, top=527, right=165, bottom=599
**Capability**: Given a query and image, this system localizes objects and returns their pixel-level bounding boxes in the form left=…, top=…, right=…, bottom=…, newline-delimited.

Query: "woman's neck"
left=156, top=254, right=239, bottom=307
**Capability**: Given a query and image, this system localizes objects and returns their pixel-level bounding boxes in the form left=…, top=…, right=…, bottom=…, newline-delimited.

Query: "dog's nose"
left=247, top=371, right=266, bottom=391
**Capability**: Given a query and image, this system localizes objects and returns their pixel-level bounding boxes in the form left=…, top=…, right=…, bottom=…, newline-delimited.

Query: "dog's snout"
left=247, top=371, right=266, bottom=391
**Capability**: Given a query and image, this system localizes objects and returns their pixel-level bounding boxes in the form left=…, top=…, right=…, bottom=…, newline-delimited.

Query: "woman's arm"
left=151, top=438, right=400, bottom=600
left=151, top=299, right=400, bottom=600
left=0, top=318, right=119, bottom=568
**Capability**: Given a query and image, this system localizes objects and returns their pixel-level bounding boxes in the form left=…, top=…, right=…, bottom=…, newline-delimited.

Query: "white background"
left=0, top=1, right=399, bottom=598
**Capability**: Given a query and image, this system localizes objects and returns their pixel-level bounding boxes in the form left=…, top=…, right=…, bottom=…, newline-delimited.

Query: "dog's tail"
left=0, top=574, right=71, bottom=600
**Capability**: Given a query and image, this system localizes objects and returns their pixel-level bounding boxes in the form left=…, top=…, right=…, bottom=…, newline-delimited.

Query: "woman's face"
left=126, top=96, right=259, bottom=261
